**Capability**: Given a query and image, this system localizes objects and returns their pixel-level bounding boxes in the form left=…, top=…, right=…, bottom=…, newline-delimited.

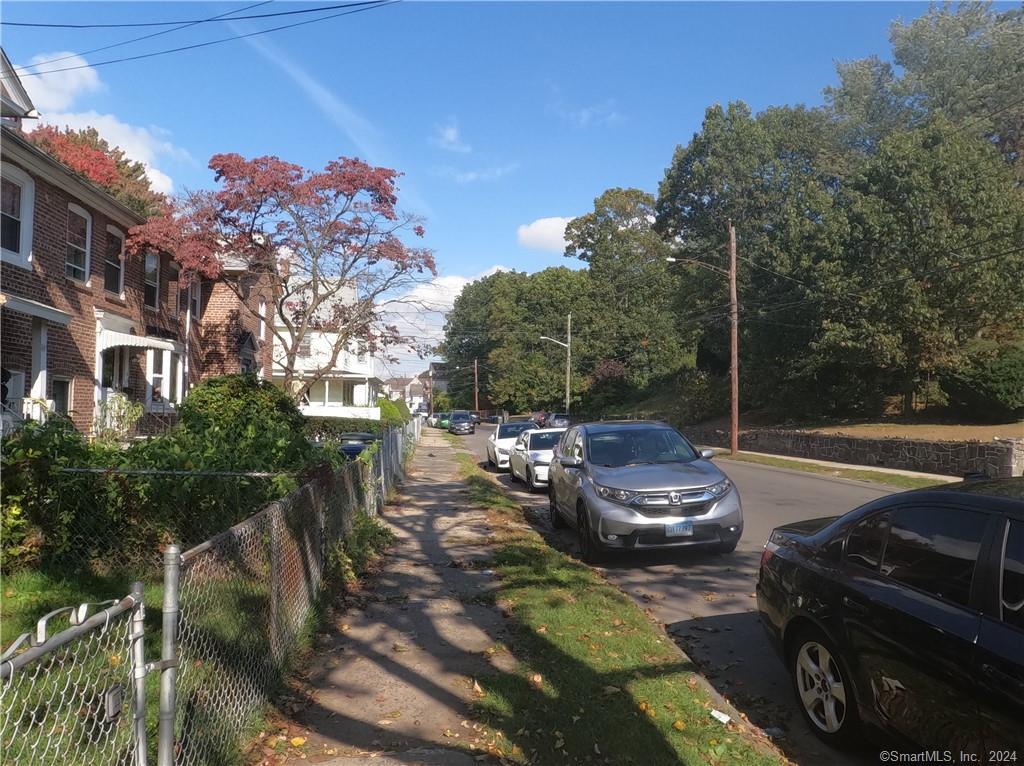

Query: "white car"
left=509, top=427, right=566, bottom=491
left=486, top=421, right=537, bottom=470
left=426, top=413, right=439, bottom=427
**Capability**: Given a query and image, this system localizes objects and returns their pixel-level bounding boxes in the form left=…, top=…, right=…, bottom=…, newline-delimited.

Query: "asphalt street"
left=459, top=423, right=896, bottom=766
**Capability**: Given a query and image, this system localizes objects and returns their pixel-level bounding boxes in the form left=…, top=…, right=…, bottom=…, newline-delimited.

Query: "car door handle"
left=842, top=595, right=869, bottom=615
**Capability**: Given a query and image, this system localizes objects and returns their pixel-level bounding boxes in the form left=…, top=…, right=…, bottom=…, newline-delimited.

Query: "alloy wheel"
left=795, top=641, right=847, bottom=734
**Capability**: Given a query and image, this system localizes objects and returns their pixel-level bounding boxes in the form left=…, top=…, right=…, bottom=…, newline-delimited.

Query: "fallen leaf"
left=289, top=737, right=306, bottom=747
left=472, top=679, right=483, bottom=694
left=529, top=673, right=544, bottom=688
left=672, top=720, right=686, bottom=731
left=602, top=685, right=620, bottom=695
left=554, top=739, right=564, bottom=749
left=392, top=642, right=410, bottom=653
left=594, top=743, right=601, bottom=754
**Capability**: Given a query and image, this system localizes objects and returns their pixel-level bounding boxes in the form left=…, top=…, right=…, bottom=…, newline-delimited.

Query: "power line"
left=3, top=1, right=383, bottom=28
left=14, top=1, right=274, bottom=73
left=2, top=0, right=398, bottom=81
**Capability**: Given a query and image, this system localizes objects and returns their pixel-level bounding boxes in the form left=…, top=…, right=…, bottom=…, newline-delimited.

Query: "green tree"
left=564, top=188, right=689, bottom=390
left=826, top=3, right=1024, bottom=174
left=831, top=118, right=1024, bottom=413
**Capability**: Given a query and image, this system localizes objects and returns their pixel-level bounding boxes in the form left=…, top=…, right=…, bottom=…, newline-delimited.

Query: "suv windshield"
left=450, top=412, right=471, bottom=423
left=498, top=422, right=535, bottom=439
left=587, top=427, right=698, bottom=467
left=529, top=431, right=562, bottom=450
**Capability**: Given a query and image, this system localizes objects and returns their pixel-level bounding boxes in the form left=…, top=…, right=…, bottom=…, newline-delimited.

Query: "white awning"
left=0, top=293, right=72, bottom=326
left=97, top=329, right=180, bottom=353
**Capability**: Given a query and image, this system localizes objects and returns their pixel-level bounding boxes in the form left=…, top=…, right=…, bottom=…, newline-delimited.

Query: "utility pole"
left=565, top=312, right=572, bottom=415
left=728, top=220, right=739, bottom=456
left=665, top=221, right=740, bottom=455
left=473, top=358, right=479, bottom=411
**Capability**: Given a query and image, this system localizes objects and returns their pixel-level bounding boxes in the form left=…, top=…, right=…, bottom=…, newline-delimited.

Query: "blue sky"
left=3, top=1, right=990, bottom=372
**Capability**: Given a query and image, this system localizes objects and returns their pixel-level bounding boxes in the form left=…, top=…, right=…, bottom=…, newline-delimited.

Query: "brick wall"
left=197, top=274, right=273, bottom=380
left=683, top=426, right=1024, bottom=479
left=1, top=157, right=185, bottom=432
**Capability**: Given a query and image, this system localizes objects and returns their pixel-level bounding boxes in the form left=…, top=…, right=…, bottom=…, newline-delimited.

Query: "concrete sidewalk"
left=271, top=430, right=512, bottom=765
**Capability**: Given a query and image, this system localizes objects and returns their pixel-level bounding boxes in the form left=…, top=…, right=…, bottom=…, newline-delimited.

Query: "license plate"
left=666, top=521, right=694, bottom=537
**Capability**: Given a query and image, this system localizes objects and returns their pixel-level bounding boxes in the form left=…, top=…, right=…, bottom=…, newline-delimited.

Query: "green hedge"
left=941, top=344, right=1024, bottom=421
left=306, top=417, right=385, bottom=439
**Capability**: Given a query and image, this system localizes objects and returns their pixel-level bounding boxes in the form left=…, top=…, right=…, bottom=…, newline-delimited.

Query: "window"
left=104, top=227, right=124, bottom=294
left=2, top=369, right=25, bottom=409
left=880, top=506, right=989, bottom=608
left=101, top=350, right=116, bottom=388
left=845, top=512, right=890, bottom=571
left=190, top=281, right=201, bottom=321
left=298, top=337, right=312, bottom=357
left=144, top=252, right=160, bottom=309
left=51, top=379, right=71, bottom=415
left=327, top=380, right=345, bottom=405
left=150, top=351, right=164, bottom=401
left=308, top=379, right=327, bottom=405
left=258, top=300, right=266, bottom=339
left=1002, top=521, right=1024, bottom=630
left=169, top=353, right=179, bottom=403
left=1, top=164, right=34, bottom=267
left=65, top=204, right=91, bottom=281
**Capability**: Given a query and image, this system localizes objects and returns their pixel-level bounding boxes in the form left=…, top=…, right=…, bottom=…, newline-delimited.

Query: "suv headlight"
left=595, top=484, right=636, bottom=504
left=707, top=478, right=733, bottom=498
left=497, top=447, right=509, bottom=455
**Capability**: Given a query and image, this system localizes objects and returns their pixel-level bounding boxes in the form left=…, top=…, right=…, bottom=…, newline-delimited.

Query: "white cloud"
left=377, top=266, right=509, bottom=373
left=19, top=52, right=186, bottom=194
left=548, top=84, right=623, bottom=128
left=241, top=33, right=434, bottom=218
left=431, top=117, right=471, bottom=153
left=434, top=162, right=518, bottom=184
left=517, top=216, right=574, bottom=252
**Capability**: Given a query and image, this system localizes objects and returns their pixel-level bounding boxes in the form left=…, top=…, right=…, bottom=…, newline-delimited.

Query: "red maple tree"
left=130, top=153, right=436, bottom=401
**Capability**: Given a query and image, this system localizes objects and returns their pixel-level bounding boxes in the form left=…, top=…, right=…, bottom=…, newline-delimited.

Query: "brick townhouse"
left=0, top=49, right=272, bottom=435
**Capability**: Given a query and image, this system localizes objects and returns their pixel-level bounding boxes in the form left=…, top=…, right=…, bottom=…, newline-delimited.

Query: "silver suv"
left=548, top=421, right=743, bottom=562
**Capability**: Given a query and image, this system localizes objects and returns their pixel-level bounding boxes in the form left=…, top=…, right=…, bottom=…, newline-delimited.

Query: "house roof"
left=1, top=126, right=144, bottom=228
left=0, top=48, right=37, bottom=122
left=386, top=376, right=413, bottom=389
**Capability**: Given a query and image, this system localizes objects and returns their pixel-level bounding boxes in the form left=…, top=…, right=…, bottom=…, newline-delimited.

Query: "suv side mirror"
left=699, top=448, right=716, bottom=460
left=560, top=455, right=583, bottom=469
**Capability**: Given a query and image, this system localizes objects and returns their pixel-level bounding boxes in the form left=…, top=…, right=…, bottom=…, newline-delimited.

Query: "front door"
left=840, top=504, right=989, bottom=753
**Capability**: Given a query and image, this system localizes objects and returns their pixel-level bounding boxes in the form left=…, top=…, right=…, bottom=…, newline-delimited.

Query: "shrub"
left=179, top=374, right=311, bottom=468
left=306, top=417, right=385, bottom=440
left=941, top=344, right=1024, bottom=421
left=393, top=399, right=412, bottom=421
left=378, top=398, right=408, bottom=426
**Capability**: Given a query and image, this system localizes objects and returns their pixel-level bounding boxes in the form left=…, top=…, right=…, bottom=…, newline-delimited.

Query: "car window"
left=529, top=431, right=562, bottom=450
left=571, top=430, right=584, bottom=459
left=845, top=512, right=890, bottom=571
left=585, top=427, right=697, bottom=467
left=497, top=422, right=534, bottom=439
left=880, top=506, right=989, bottom=608
left=1001, top=520, right=1024, bottom=630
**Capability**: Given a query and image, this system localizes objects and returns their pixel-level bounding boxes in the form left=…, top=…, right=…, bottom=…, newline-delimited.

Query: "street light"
left=667, top=220, right=739, bottom=455
left=539, top=312, right=572, bottom=414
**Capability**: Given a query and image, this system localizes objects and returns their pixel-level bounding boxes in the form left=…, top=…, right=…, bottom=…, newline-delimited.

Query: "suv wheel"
left=576, top=504, right=605, bottom=564
left=550, top=489, right=567, bottom=529
left=790, top=627, right=861, bottom=747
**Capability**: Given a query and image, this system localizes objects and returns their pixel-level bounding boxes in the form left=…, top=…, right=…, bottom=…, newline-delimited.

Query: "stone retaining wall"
left=683, top=427, right=1024, bottom=479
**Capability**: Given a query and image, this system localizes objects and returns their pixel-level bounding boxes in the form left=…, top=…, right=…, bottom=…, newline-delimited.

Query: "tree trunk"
left=902, top=380, right=915, bottom=416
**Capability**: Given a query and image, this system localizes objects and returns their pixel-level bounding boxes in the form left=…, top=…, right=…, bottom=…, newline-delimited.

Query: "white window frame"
left=258, top=300, right=266, bottom=340
left=1, top=163, right=34, bottom=269
left=146, top=349, right=183, bottom=411
left=51, top=377, right=72, bottom=416
left=144, top=252, right=160, bottom=310
left=65, top=203, right=92, bottom=284
left=3, top=370, right=26, bottom=409
left=103, top=225, right=126, bottom=297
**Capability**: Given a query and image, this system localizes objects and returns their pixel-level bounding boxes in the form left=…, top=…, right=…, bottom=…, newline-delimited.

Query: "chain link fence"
left=1, top=420, right=419, bottom=766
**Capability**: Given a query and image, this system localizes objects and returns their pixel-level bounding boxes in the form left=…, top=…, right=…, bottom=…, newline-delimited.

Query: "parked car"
left=509, top=427, right=566, bottom=492
left=547, top=421, right=742, bottom=562
left=486, top=421, right=538, bottom=470
left=470, top=411, right=482, bottom=424
left=438, top=412, right=452, bottom=429
left=426, top=413, right=439, bottom=427
left=448, top=410, right=475, bottom=435
left=757, top=477, right=1024, bottom=754
left=543, top=413, right=571, bottom=429
left=332, top=432, right=379, bottom=459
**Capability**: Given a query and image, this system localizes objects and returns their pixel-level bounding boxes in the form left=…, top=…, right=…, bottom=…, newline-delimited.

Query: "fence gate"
left=0, top=584, right=150, bottom=766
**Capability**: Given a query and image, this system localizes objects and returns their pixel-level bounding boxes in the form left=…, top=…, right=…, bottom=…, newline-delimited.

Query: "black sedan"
left=448, top=410, right=475, bottom=435
left=327, top=432, right=379, bottom=458
left=757, top=478, right=1023, bottom=755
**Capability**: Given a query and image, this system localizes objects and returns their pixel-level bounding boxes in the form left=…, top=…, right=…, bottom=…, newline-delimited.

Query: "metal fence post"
left=157, top=544, right=181, bottom=766
left=130, top=581, right=149, bottom=766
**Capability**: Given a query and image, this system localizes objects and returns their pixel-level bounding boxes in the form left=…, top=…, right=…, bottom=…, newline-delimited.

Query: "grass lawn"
left=717, top=451, right=947, bottom=490
left=448, top=450, right=783, bottom=766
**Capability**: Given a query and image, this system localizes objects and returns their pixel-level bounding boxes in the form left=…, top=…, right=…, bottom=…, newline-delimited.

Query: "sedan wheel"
left=550, top=489, right=567, bottom=529
left=791, top=629, right=860, bottom=746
